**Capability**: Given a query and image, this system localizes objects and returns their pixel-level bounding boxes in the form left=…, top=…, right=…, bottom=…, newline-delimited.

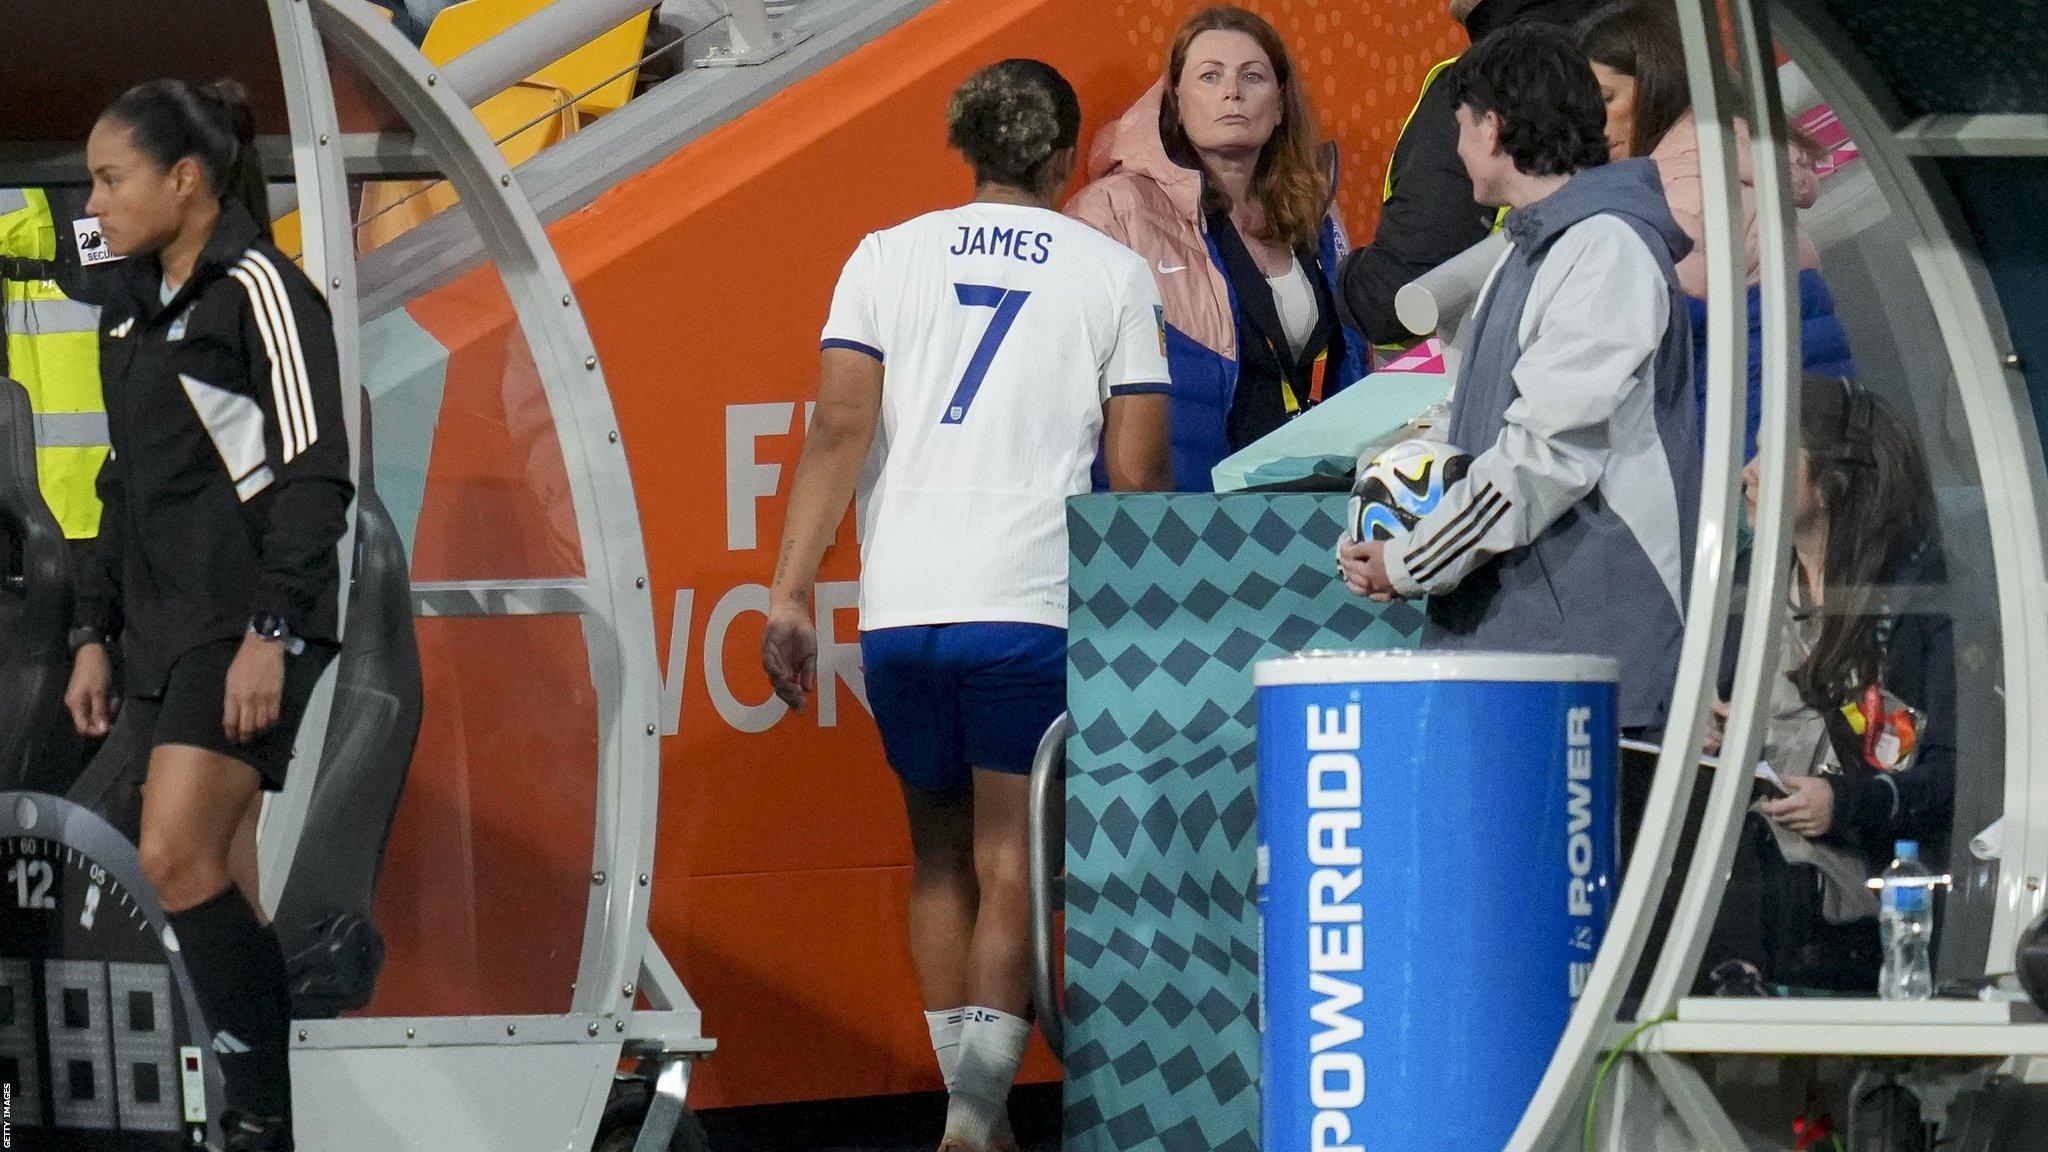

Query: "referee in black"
left=63, top=79, right=351, bottom=1152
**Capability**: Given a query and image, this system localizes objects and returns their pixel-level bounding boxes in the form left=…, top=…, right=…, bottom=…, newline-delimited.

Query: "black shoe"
left=215, top=1110, right=294, bottom=1152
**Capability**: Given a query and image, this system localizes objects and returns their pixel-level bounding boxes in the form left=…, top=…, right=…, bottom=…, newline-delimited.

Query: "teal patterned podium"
left=1062, top=493, right=1426, bottom=1152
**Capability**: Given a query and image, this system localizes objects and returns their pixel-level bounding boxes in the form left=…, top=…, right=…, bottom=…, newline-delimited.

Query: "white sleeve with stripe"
left=1100, top=254, right=1173, bottom=402
left=1385, top=219, right=1668, bottom=597
left=819, top=234, right=885, bottom=361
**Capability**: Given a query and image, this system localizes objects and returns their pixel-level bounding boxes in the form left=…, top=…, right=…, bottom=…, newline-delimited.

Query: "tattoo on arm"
left=772, top=539, right=811, bottom=606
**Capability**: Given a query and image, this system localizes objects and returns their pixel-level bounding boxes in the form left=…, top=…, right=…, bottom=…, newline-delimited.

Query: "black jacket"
left=1709, top=543, right=1961, bottom=991
left=1720, top=543, right=1960, bottom=871
left=78, top=205, right=353, bottom=695
left=1334, top=0, right=1595, bottom=346
left=1207, top=210, right=1345, bottom=451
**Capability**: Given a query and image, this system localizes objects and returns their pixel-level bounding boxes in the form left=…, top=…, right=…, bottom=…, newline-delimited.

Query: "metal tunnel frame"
left=1510, top=1, right=2048, bottom=1147
left=261, top=0, right=708, bottom=1146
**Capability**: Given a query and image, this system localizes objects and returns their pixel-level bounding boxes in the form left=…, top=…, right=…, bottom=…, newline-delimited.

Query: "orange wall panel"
left=658, top=867, right=1058, bottom=1108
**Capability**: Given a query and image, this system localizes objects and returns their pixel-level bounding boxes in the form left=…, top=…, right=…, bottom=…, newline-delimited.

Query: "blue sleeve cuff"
left=821, top=338, right=884, bottom=363
left=1109, top=380, right=1174, bottom=397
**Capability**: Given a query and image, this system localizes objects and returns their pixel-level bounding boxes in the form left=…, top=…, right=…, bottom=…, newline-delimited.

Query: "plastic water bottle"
left=1879, top=840, right=1934, bottom=1001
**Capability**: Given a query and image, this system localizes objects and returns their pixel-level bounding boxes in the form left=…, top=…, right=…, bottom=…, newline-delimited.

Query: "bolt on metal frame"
left=1501, top=0, right=1771, bottom=1141
left=257, top=0, right=364, bottom=912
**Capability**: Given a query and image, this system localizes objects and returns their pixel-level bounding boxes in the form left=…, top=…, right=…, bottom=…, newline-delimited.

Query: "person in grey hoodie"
left=1340, top=23, right=1701, bottom=739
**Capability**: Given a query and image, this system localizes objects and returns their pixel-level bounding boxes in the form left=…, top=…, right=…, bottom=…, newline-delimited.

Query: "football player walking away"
left=762, top=59, right=1170, bottom=1152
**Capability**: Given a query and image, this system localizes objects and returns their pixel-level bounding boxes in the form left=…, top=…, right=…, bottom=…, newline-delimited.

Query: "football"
left=1347, top=439, right=1473, bottom=542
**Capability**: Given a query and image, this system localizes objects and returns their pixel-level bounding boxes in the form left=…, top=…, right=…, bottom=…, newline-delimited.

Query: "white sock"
left=925, top=1008, right=965, bottom=1088
left=929, top=1007, right=1017, bottom=1146
left=943, top=1006, right=1030, bottom=1149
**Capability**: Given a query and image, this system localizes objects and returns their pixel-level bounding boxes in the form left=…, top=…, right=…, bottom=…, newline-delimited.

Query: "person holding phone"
left=1703, top=374, right=1955, bottom=995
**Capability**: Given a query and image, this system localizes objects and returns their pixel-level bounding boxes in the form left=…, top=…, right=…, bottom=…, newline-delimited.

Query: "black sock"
left=168, top=888, right=293, bottom=1123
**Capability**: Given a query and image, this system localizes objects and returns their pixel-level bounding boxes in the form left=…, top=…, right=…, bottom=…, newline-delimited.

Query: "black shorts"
left=126, top=637, right=338, bottom=790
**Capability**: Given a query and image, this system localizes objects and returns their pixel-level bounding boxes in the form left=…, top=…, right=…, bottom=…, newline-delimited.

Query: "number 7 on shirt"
left=942, top=283, right=1030, bottom=425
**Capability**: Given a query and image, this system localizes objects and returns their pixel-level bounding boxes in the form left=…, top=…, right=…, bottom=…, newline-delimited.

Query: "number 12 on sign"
left=9, top=858, right=56, bottom=909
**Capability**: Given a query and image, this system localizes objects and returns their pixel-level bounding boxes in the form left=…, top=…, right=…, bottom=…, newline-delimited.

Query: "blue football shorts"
left=859, top=622, right=1066, bottom=793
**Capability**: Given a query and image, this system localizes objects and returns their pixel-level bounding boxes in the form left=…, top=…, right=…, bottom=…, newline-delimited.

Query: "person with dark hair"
left=763, top=59, right=1169, bottom=1152
left=64, top=78, right=352, bottom=1152
left=1339, top=25, right=1700, bottom=749
left=1577, top=1, right=1853, bottom=459
left=1334, top=0, right=1595, bottom=351
left=1067, top=6, right=1368, bottom=489
left=1703, top=374, right=1956, bottom=994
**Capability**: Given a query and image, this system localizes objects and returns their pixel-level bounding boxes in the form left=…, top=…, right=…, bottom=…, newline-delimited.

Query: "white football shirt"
left=821, top=202, right=1170, bottom=630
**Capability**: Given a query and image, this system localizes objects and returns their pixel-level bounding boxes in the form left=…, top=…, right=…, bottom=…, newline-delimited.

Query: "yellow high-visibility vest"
left=0, top=188, right=105, bottom=539
left=1372, top=57, right=1510, bottom=354
left=1384, top=55, right=1509, bottom=230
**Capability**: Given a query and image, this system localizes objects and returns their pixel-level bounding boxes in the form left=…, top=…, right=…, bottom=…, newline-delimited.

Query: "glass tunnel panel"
left=357, top=612, right=600, bottom=1020
left=337, top=194, right=603, bottom=1019
left=354, top=197, right=587, bottom=584
left=1700, top=54, right=2009, bottom=995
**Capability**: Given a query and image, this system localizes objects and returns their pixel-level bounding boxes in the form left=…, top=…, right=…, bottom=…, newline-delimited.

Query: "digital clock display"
left=2, top=794, right=210, bottom=1150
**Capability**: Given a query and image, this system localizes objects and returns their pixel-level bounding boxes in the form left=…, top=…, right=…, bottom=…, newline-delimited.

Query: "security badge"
left=1841, top=681, right=1923, bottom=771
left=73, top=215, right=125, bottom=266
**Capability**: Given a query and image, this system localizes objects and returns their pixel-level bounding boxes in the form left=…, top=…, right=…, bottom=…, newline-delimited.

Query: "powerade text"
left=1566, top=706, right=1596, bottom=998
left=1304, top=702, right=1365, bottom=1152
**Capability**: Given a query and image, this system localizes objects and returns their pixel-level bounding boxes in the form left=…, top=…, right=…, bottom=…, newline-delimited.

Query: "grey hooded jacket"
left=1383, top=157, right=1701, bottom=730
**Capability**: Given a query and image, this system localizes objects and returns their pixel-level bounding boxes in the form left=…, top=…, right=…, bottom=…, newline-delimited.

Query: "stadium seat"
left=356, top=78, right=581, bottom=251
left=424, top=0, right=652, bottom=118
left=349, top=0, right=653, bottom=251
left=272, top=400, right=426, bottom=1016
left=0, top=377, right=71, bottom=790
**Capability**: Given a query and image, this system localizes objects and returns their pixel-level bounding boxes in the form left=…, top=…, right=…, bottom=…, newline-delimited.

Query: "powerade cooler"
left=1253, top=651, right=1618, bottom=1151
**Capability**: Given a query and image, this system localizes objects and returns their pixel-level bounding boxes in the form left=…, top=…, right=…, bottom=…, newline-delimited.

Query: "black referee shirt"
left=77, top=205, right=353, bottom=696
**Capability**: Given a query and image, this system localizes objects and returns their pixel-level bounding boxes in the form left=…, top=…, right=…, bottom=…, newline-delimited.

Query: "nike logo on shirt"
left=1157, top=262, right=1187, bottom=274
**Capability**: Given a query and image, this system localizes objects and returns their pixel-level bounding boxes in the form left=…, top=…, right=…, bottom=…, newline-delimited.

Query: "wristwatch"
left=247, top=613, right=306, bottom=654
left=67, top=624, right=110, bottom=655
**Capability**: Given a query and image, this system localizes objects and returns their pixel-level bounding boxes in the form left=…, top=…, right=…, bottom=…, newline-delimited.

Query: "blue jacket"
left=1686, top=268, right=1857, bottom=459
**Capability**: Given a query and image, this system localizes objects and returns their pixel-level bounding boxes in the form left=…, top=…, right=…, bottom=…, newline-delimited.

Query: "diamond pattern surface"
left=1063, top=493, right=1423, bottom=1151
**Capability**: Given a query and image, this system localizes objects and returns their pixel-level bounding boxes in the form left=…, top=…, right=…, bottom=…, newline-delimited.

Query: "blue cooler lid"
left=1253, top=649, right=1619, bottom=686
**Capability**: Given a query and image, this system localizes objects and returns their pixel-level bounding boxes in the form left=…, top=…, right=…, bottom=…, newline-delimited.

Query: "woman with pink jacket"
left=1579, top=1, right=1854, bottom=458
left=1066, top=6, right=1369, bottom=490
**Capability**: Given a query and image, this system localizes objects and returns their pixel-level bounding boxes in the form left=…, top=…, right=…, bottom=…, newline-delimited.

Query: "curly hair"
left=1448, top=24, right=1610, bottom=178
left=1159, top=6, right=1328, bottom=251
left=946, top=59, right=1081, bottom=192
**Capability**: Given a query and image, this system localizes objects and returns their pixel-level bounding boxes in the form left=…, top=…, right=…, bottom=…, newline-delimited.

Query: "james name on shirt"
left=950, top=225, right=1054, bottom=264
